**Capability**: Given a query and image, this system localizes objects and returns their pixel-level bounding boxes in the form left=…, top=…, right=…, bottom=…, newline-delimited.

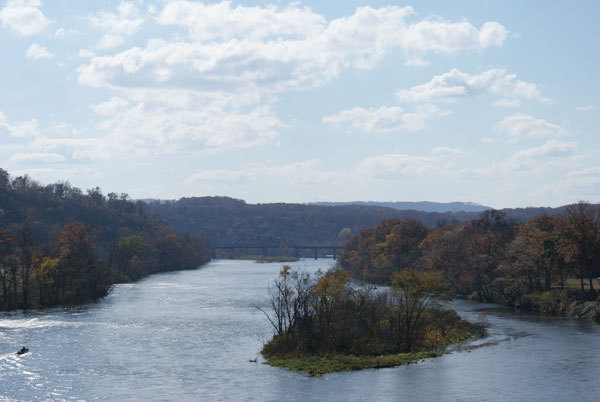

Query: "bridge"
left=213, top=244, right=344, bottom=259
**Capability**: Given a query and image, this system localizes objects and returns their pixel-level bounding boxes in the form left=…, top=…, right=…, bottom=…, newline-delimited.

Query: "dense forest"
left=339, top=205, right=600, bottom=317
left=0, top=168, right=212, bottom=310
left=147, top=196, right=566, bottom=249
left=313, top=201, right=492, bottom=213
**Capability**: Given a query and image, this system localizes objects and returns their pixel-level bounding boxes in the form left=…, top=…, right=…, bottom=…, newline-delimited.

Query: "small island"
left=257, top=266, right=484, bottom=375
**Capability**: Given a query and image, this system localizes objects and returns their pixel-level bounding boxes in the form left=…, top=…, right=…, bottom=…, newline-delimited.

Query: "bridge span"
left=213, top=244, right=344, bottom=259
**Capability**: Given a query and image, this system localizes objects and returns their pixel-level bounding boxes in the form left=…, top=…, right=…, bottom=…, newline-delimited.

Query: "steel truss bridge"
left=213, top=244, right=344, bottom=259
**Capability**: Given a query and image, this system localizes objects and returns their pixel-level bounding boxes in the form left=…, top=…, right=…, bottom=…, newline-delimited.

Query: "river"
left=1, top=259, right=599, bottom=401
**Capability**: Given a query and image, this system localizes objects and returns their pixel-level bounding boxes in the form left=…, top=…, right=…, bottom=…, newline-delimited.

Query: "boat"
left=16, top=347, right=28, bottom=355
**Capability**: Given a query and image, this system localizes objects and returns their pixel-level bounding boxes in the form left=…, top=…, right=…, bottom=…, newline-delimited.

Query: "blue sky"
left=1, top=0, right=599, bottom=208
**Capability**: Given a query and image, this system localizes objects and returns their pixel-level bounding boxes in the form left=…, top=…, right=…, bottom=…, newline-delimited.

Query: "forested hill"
left=0, top=168, right=211, bottom=310
left=146, top=196, right=567, bottom=246
left=313, top=201, right=492, bottom=213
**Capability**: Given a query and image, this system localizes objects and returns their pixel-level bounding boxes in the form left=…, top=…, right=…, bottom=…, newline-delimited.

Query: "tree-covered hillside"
left=0, top=168, right=212, bottom=310
left=147, top=196, right=567, bottom=248
left=339, top=205, right=600, bottom=318
left=314, top=201, right=492, bottom=213
left=147, top=197, right=479, bottom=246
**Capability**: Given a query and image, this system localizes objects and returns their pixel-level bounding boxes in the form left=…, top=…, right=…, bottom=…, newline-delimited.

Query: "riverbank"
left=483, top=290, right=600, bottom=323
left=529, top=295, right=600, bottom=322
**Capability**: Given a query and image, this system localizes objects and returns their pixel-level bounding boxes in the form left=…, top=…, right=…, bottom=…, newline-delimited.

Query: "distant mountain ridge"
left=146, top=196, right=572, bottom=248
left=313, top=201, right=492, bottom=213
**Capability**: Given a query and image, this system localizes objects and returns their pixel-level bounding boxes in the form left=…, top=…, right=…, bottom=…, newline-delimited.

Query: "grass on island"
left=264, top=332, right=477, bottom=376
left=265, top=350, right=441, bottom=376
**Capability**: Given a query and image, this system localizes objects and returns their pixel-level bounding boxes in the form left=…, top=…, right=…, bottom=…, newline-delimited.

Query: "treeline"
left=260, top=266, right=478, bottom=359
left=339, top=203, right=600, bottom=312
left=146, top=196, right=564, bottom=249
left=0, top=168, right=212, bottom=310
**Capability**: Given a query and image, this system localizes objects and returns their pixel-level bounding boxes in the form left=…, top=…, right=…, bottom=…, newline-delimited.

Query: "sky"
left=1, top=0, right=599, bottom=208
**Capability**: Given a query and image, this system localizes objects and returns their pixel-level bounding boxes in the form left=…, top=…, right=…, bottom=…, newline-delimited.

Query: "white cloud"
left=78, top=49, right=95, bottom=58
left=0, top=0, right=49, bottom=36
left=185, top=169, right=253, bottom=184
left=506, top=140, right=578, bottom=172
left=10, top=167, right=103, bottom=182
left=74, top=3, right=506, bottom=158
left=90, top=1, right=144, bottom=49
left=396, top=68, right=542, bottom=104
left=25, top=43, right=53, bottom=60
left=90, top=96, right=130, bottom=116
left=494, top=114, right=566, bottom=140
left=9, top=152, right=65, bottom=163
left=79, top=3, right=506, bottom=91
left=1, top=113, right=13, bottom=138
left=399, top=19, right=506, bottom=52
left=31, top=137, right=99, bottom=152
left=458, top=140, right=579, bottom=179
left=404, top=56, right=430, bottom=67
left=184, top=159, right=334, bottom=187
left=358, top=154, right=439, bottom=179
left=566, top=168, right=600, bottom=190
left=357, top=147, right=466, bottom=179
left=494, top=98, right=521, bottom=108
left=0, top=113, right=40, bottom=138
left=85, top=90, right=283, bottom=157
left=430, top=146, right=469, bottom=157
left=157, top=1, right=327, bottom=43
left=323, top=104, right=445, bottom=133
left=575, top=105, right=594, bottom=111
left=512, top=140, right=576, bottom=160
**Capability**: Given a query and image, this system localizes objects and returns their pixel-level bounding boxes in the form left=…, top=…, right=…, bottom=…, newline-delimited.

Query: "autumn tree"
left=0, top=227, right=13, bottom=308
left=561, top=202, right=600, bottom=292
left=31, top=254, right=60, bottom=306
left=17, top=227, right=34, bottom=307
left=339, top=219, right=429, bottom=284
left=498, top=214, right=565, bottom=303
left=313, top=267, right=349, bottom=345
left=462, top=210, right=514, bottom=301
left=261, top=265, right=297, bottom=336
left=391, top=269, right=452, bottom=351
left=56, top=222, right=111, bottom=304
left=114, top=235, right=145, bottom=279
left=0, top=168, right=10, bottom=189
left=416, top=223, right=473, bottom=295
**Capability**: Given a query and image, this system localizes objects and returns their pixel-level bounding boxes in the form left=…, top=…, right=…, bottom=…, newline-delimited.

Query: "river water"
left=1, top=259, right=599, bottom=401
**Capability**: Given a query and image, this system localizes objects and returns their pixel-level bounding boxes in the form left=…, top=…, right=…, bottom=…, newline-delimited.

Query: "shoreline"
left=263, top=329, right=480, bottom=376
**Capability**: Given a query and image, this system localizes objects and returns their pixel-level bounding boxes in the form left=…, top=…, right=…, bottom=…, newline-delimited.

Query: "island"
left=257, top=266, right=484, bottom=375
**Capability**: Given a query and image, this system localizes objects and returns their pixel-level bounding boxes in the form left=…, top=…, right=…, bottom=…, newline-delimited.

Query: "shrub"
left=530, top=290, right=570, bottom=315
